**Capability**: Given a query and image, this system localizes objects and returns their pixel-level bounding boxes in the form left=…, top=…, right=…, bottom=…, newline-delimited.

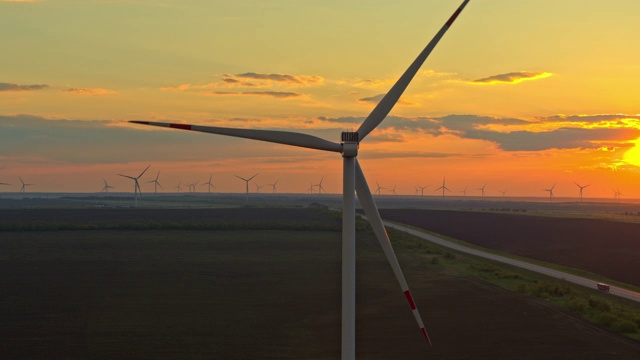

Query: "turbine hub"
left=341, top=132, right=359, bottom=157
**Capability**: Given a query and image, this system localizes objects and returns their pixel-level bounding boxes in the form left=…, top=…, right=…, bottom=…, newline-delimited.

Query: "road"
left=383, top=220, right=640, bottom=304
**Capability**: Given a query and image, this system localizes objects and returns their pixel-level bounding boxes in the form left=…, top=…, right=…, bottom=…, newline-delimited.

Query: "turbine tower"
left=18, top=177, right=34, bottom=193
left=235, top=174, right=258, bottom=201
left=434, top=177, right=450, bottom=198
left=117, top=165, right=150, bottom=206
left=147, top=171, right=163, bottom=193
left=544, top=183, right=556, bottom=202
left=574, top=182, right=589, bottom=203
left=203, top=174, right=216, bottom=193
left=102, top=178, right=115, bottom=193
left=129, top=1, right=469, bottom=357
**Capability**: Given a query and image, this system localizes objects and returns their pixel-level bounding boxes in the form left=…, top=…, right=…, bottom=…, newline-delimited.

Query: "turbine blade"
left=129, top=121, right=342, bottom=153
left=117, top=174, right=136, bottom=180
left=137, top=165, right=151, bottom=179
left=248, top=173, right=259, bottom=181
left=354, top=160, right=431, bottom=345
left=356, top=0, right=470, bottom=141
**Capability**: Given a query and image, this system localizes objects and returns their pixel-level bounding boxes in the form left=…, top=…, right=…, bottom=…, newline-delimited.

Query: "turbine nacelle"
left=341, top=132, right=359, bottom=157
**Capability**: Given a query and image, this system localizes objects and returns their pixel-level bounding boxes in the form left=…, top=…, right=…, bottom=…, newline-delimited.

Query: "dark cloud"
left=318, top=113, right=640, bottom=152
left=472, top=71, right=551, bottom=84
left=0, top=82, right=48, bottom=92
left=358, top=94, right=385, bottom=104
left=233, top=72, right=323, bottom=85
left=203, top=91, right=302, bottom=98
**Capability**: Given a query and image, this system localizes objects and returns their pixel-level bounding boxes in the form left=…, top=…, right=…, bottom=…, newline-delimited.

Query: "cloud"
left=318, top=113, right=640, bottom=152
left=0, top=82, right=48, bottom=92
left=231, top=72, right=323, bottom=86
left=539, top=114, right=640, bottom=123
left=201, top=91, right=302, bottom=99
left=62, top=88, right=117, bottom=95
left=160, top=84, right=191, bottom=91
left=471, top=71, right=552, bottom=85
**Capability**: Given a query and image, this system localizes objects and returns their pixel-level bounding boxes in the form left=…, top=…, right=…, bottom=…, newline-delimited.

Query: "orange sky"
left=1, top=0, right=639, bottom=198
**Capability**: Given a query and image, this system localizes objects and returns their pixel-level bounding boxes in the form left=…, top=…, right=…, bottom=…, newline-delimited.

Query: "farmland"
left=1, top=207, right=639, bottom=359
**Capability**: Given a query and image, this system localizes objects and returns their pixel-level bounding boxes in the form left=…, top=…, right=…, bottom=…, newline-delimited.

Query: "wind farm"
left=2, top=0, right=640, bottom=359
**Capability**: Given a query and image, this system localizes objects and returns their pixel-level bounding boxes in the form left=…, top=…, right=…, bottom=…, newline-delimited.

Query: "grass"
left=383, top=226, right=640, bottom=341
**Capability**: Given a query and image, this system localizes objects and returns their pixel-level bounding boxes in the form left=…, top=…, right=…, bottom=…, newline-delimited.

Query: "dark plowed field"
left=380, top=209, right=640, bottom=286
left=0, top=208, right=638, bottom=358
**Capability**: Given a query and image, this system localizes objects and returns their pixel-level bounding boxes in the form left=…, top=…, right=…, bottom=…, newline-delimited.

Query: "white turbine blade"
left=130, top=121, right=342, bottom=153
left=354, top=160, right=431, bottom=345
left=235, top=175, right=247, bottom=181
left=357, top=0, right=470, bottom=141
left=248, top=173, right=259, bottom=181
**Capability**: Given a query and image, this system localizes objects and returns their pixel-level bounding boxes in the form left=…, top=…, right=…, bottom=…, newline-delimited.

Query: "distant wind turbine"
left=543, top=183, right=556, bottom=202
left=389, top=185, right=397, bottom=195
left=315, top=177, right=325, bottom=194
left=307, top=182, right=315, bottom=194
left=102, top=179, right=115, bottom=193
left=146, top=171, right=163, bottom=193
left=478, top=183, right=486, bottom=198
left=613, top=187, right=622, bottom=200
left=574, top=182, right=589, bottom=203
left=187, top=181, right=199, bottom=193
left=235, top=174, right=258, bottom=201
left=499, top=189, right=507, bottom=197
left=434, top=177, right=450, bottom=198
left=268, top=179, right=279, bottom=194
left=203, top=174, right=215, bottom=193
left=117, top=165, right=150, bottom=206
left=416, top=185, right=427, bottom=196
left=375, top=181, right=385, bottom=195
left=254, top=182, right=267, bottom=193
left=128, top=1, right=470, bottom=356
left=18, top=177, right=34, bottom=193
left=460, top=187, right=467, bottom=196
left=175, top=181, right=182, bottom=193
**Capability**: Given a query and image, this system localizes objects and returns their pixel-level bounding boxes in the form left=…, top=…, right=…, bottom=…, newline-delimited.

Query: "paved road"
left=383, top=221, right=640, bottom=304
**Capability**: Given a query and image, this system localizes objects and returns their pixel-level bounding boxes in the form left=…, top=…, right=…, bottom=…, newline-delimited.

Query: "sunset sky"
left=1, top=0, right=639, bottom=198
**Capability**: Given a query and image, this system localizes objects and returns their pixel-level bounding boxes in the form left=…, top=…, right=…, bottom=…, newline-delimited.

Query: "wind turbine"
left=499, top=189, right=507, bottom=197
left=18, top=177, right=34, bottom=193
left=416, top=185, right=427, bottom=196
left=175, top=181, right=182, bottom=192
left=574, top=182, right=589, bottom=203
left=235, top=174, right=258, bottom=201
left=389, top=185, right=397, bottom=195
left=375, top=181, right=385, bottom=195
left=543, top=183, right=556, bottom=202
left=203, top=174, right=216, bottom=193
left=268, top=179, right=279, bottom=194
left=478, top=183, right=486, bottom=198
left=307, top=182, right=315, bottom=194
left=147, top=171, right=163, bottom=193
left=254, top=182, right=267, bottom=193
left=129, top=1, right=469, bottom=357
left=315, top=177, right=325, bottom=194
left=460, top=187, right=467, bottom=196
left=102, top=178, right=115, bottom=193
left=117, top=165, right=150, bottom=206
left=187, top=181, right=199, bottom=193
left=434, top=177, right=450, bottom=198
left=613, top=187, right=622, bottom=200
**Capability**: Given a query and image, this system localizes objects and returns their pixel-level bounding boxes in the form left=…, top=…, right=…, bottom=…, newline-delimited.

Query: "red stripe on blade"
left=445, top=6, right=464, bottom=27
left=404, top=290, right=416, bottom=310
left=421, top=328, right=432, bottom=346
left=170, top=123, right=192, bottom=130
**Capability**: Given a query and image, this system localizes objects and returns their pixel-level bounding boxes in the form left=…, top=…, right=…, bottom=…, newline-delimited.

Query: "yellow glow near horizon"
left=622, top=138, right=640, bottom=167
